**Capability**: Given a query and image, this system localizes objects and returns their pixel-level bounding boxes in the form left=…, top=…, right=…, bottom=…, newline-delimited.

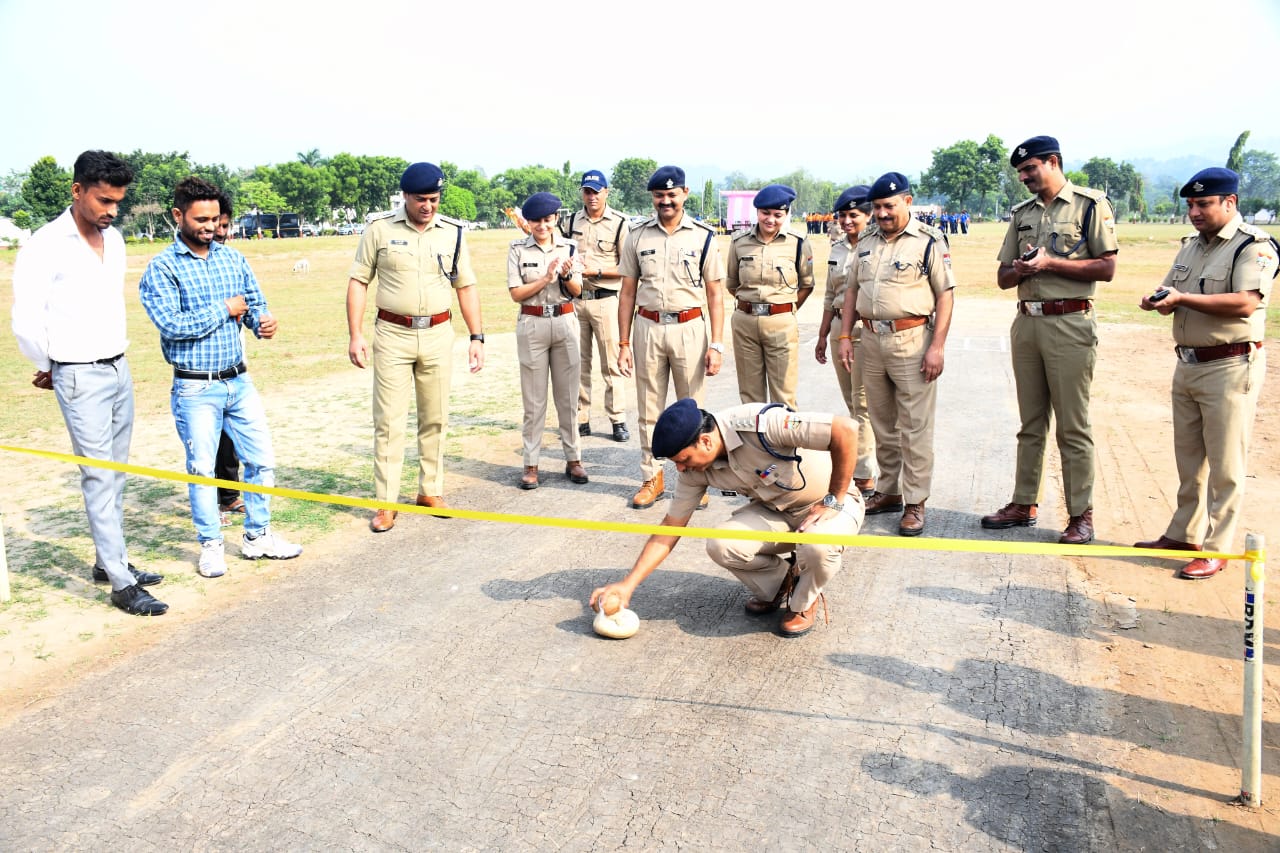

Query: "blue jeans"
left=170, top=374, right=275, bottom=542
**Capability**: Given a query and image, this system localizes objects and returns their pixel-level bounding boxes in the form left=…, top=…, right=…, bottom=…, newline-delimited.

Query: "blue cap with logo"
left=652, top=398, right=704, bottom=458
left=521, top=192, right=561, bottom=222
left=1010, top=136, right=1060, bottom=167
left=400, top=162, right=445, bottom=194
left=1180, top=167, right=1239, bottom=198
left=754, top=184, right=797, bottom=211
left=869, top=172, right=911, bottom=201
left=647, top=165, right=687, bottom=191
left=834, top=185, right=872, bottom=212
left=580, top=170, right=608, bottom=191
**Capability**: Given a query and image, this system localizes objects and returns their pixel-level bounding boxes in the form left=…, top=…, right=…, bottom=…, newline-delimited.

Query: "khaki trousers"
left=705, top=487, right=865, bottom=611
left=731, top=309, right=799, bottom=408
left=633, top=315, right=707, bottom=480
left=372, top=319, right=452, bottom=500
left=576, top=294, right=626, bottom=424
left=828, top=321, right=877, bottom=481
left=517, top=312, right=582, bottom=467
left=1009, top=311, right=1097, bottom=515
left=860, top=324, right=937, bottom=504
left=1165, top=348, right=1265, bottom=551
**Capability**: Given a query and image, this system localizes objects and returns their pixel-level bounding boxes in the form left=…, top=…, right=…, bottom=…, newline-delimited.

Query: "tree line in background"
left=2, top=132, right=1277, bottom=237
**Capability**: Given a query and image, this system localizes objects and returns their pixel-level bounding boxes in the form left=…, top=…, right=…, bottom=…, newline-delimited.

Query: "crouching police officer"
left=589, top=398, right=865, bottom=637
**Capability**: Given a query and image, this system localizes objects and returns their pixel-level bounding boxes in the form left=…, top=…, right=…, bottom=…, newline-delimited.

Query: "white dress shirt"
left=11, top=207, right=130, bottom=371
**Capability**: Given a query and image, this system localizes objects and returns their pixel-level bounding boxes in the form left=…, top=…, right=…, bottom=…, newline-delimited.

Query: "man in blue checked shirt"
left=139, top=176, right=302, bottom=579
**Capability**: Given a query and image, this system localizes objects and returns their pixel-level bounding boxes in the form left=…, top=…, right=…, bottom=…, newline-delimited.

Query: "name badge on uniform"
left=522, top=262, right=540, bottom=268
left=639, top=249, right=656, bottom=257
left=1172, top=263, right=1190, bottom=272
left=858, top=250, right=871, bottom=258
left=740, top=255, right=757, bottom=263
left=828, top=260, right=838, bottom=267
left=1017, top=225, right=1033, bottom=232
left=390, top=239, right=408, bottom=245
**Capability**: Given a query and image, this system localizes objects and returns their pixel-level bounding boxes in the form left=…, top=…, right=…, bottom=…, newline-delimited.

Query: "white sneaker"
left=198, top=539, right=227, bottom=578
left=241, top=529, right=303, bottom=560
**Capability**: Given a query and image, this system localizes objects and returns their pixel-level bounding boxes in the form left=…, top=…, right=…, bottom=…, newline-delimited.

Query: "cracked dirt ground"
left=0, top=297, right=1277, bottom=850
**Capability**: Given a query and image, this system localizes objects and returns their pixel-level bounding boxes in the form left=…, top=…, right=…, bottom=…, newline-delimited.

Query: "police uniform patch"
left=780, top=414, right=803, bottom=430
left=943, top=252, right=952, bottom=266
left=1173, top=263, right=1190, bottom=272
left=1103, top=213, right=1115, bottom=231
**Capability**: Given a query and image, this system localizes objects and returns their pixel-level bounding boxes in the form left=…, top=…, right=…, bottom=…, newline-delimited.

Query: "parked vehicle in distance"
left=238, top=212, right=302, bottom=238
left=277, top=213, right=301, bottom=238
left=336, top=223, right=354, bottom=236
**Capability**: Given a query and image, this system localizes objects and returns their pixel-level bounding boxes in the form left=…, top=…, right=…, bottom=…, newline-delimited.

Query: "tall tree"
left=1227, top=131, right=1250, bottom=172
left=920, top=140, right=981, bottom=209
left=1081, top=157, right=1122, bottom=197
left=440, top=184, right=477, bottom=221
left=703, top=178, right=715, bottom=218
left=297, top=148, right=325, bottom=167
left=610, top=157, right=658, bottom=212
left=22, top=156, right=72, bottom=225
left=269, top=161, right=335, bottom=222
left=1239, top=149, right=1280, bottom=202
left=239, top=179, right=287, bottom=214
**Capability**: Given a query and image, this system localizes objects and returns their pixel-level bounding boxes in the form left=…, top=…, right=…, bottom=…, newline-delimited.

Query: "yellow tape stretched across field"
left=0, top=443, right=1248, bottom=561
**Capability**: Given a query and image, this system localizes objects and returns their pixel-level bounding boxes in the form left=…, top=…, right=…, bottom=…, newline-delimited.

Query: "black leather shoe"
left=110, top=584, right=168, bottom=616
left=578, top=422, right=591, bottom=437
left=612, top=422, right=630, bottom=442
left=93, top=563, right=163, bottom=587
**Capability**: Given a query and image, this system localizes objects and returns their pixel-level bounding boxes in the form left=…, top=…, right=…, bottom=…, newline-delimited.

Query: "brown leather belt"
left=638, top=306, right=702, bottom=324
left=377, top=308, right=451, bottom=329
left=1175, top=341, right=1261, bottom=364
left=578, top=289, right=617, bottom=301
left=862, top=316, right=929, bottom=334
left=1018, top=299, right=1091, bottom=316
left=521, top=302, right=575, bottom=318
left=736, top=299, right=794, bottom=316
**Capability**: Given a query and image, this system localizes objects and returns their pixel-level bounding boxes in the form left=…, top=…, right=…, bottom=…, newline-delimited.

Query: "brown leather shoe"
left=632, top=470, right=664, bottom=509
left=520, top=466, right=539, bottom=489
left=416, top=494, right=449, bottom=519
left=565, top=461, right=588, bottom=484
left=370, top=509, right=397, bottom=532
left=899, top=502, right=926, bottom=536
left=745, top=586, right=787, bottom=615
left=864, top=491, right=904, bottom=515
left=779, top=594, right=827, bottom=637
left=1059, top=508, right=1094, bottom=544
left=1134, top=535, right=1201, bottom=551
left=854, top=477, right=876, bottom=498
left=981, top=502, right=1037, bottom=529
left=1180, top=557, right=1226, bottom=580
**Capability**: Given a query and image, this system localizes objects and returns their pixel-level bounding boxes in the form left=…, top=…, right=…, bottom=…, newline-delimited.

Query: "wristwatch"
left=708, top=342, right=725, bottom=354
left=821, top=493, right=844, bottom=512
left=470, top=333, right=485, bottom=343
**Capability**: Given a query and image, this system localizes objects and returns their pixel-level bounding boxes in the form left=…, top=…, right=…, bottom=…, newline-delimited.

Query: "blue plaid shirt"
left=139, top=237, right=268, bottom=372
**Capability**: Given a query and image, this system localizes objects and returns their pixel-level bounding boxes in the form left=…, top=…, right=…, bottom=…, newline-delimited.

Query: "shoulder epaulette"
left=1010, top=197, right=1036, bottom=212
left=436, top=213, right=465, bottom=228
left=692, top=219, right=716, bottom=233
left=1238, top=221, right=1273, bottom=242
left=1071, top=185, right=1108, bottom=202
left=730, top=228, right=752, bottom=241
left=634, top=215, right=657, bottom=228
left=368, top=210, right=395, bottom=221
left=917, top=222, right=945, bottom=240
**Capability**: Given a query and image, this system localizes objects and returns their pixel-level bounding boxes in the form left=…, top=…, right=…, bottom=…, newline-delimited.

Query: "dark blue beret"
left=652, top=398, right=704, bottom=458
left=647, top=165, right=686, bottom=191
left=869, top=172, right=911, bottom=201
left=580, top=170, right=608, bottom=191
left=1180, top=167, right=1239, bottom=198
left=834, top=185, right=871, bottom=212
left=1010, top=136, right=1060, bottom=167
left=400, top=162, right=445, bottom=194
left=521, top=192, right=561, bottom=222
left=754, top=184, right=797, bottom=211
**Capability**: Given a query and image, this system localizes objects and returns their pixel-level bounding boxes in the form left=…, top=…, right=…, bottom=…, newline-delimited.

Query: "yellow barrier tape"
left=1, top=443, right=1247, bottom=560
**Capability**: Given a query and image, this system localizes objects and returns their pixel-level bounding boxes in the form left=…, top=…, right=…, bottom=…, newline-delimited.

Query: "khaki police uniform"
left=823, top=234, right=877, bottom=481
left=853, top=217, right=955, bottom=503
left=567, top=207, right=630, bottom=426
left=618, top=213, right=725, bottom=481
left=350, top=208, right=474, bottom=501
left=1158, top=214, right=1275, bottom=551
left=725, top=224, right=814, bottom=407
left=508, top=234, right=583, bottom=467
left=997, top=182, right=1118, bottom=515
left=667, top=404, right=865, bottom=612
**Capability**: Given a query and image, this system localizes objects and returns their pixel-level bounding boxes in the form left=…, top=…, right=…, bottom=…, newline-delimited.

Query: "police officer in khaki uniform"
left=838, top=172, right=955, bottom=536
left=1134, top=167, right=1276, bottom=580
left=981, top=136, right=1118, bottom=546
left=567, top=170, right=631, bottom=442
left=508, top=192, right=587, bottom=490
left=589, top=397, right=865, bottom=637
left=346, top=162, right=485, bottom=532
left=725, top=183, right=815, bottom=408
left=816, top=185, right=877, bottom=496
left=618, top=165, right=726, bottom=509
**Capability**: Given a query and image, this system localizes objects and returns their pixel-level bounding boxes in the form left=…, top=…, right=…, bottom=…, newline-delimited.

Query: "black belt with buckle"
left=174, top=361, right=248, bottom=381
left=578, top=289, right=618, bottom=301
left=54, top=352, right=125, bottom=366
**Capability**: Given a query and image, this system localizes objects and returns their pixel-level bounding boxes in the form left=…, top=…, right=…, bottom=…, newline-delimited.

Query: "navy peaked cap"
left=652, top=398, right=704, bottom=458
left=521, top=192, right=561, bottom=221
left=581, top=170, right=608, bottom=190
left=1180, top=167, right=1239, bottom=198
left=400, top=162, right=445, bottom=194
left=834, top=185, right=871, bottom=212
left=647, top=165, right=686, bottom=191
left=869, top=172, right=911, bottom=200
left=1010, top=136, right=1060, bottom=167
left=754, top=184, right=797, bottom=210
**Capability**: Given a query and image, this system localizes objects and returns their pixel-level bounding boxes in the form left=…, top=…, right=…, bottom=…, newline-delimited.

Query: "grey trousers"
left=52, top=357, right=135, bottom=591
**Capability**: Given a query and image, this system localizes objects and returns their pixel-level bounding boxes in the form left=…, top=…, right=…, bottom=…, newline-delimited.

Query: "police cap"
left=1180, top=167, right=1239, bottom=198
left=400, top=162, right=445, bottom=194
left=651, top=398, right=704, bottom=458
left=521, top=192, right=561, bottom=222
left=754, top=184, right=797, bottom=211
left=581, top=170, right=608, bottom=191
left=647, top=165, right=687, bottom=191
left=1010, top=136, right=1061, bottom=167
left=869, top=172, right=911, bottom=201
left=833, top=185, right=871, bottom=213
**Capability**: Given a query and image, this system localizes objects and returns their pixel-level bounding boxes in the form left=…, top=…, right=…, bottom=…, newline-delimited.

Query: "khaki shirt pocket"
left=675, top=248, right=702, bottom=286
left=1168, top=263, right=1194, bottom=292
left=519, top=256, right=545, bottom=285
left=1049, top=221, right=1082, bottom=257
left=885, top=255, right=920, bottom=286
left=381, top=244, right=416, bottom=273
left=638, top=248, right=662, bottom=280
left=1199, top=265, right=1230, bottom=295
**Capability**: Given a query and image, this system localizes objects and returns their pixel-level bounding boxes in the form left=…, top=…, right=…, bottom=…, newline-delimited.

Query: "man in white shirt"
left=11, top=150, right=168, bottom=616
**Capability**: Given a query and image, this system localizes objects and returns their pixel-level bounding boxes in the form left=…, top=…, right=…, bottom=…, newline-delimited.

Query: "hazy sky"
left=4, top=0, right=1278, bottom=187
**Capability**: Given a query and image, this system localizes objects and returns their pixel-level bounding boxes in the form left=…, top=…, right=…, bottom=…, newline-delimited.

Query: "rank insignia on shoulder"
left=728, top=416, right=756, bottom=431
